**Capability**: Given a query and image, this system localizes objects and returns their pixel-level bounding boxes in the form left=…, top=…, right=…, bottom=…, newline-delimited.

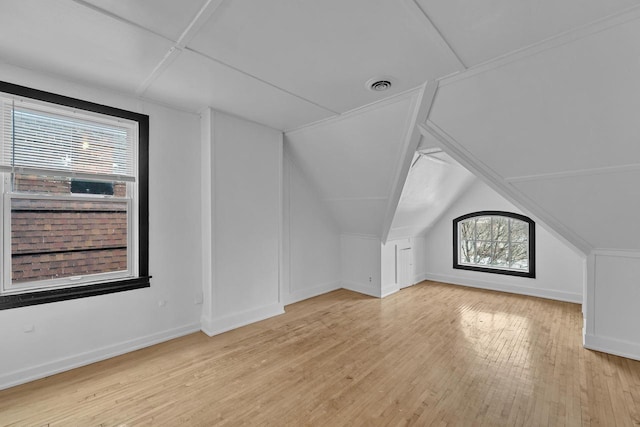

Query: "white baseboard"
left=422, top=272, right=582, bottom=304
left=341, top=280, right=380, bottom=298
left=0, top=323, right=201, bottom=391
left=414, top=273, right=429, bottom=284
left=584, top=334, right=640, bottom=361
left=201, top=302, right=284, bottom=337
left=284, top=281, right=341, bottom=305
left=381, top=283, right=400, bottom=298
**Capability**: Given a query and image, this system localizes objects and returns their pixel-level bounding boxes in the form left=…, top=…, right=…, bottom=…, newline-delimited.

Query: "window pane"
left=492, top=217, right=509, bottom=241
left=459, top=219, right=474, bottom=241
left=9, top=107, right=134, bottom=178
left=0, top=83, right=148, bottom=308
left=454, top=212, right=534, bottom=277
left=510, top=243, right=528, bottom=270
left=460, top=239, right=475, bottom=264
left=475, top=241, right=492, bottom=265
left=491, top=242, right=509, bottom=267
left=13, top=173, right=127, bottom=197
left=11, top=197, right=128, bottom=285
left=511, top=219, right=528, bottom=242
left=475, top=217, right=491, bottom=241
left=70, top=179, right=114, bottom=195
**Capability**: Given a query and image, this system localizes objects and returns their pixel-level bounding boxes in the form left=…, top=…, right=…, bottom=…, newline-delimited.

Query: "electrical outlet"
left=158, top=300, right=167, bottom=307
left=369, top=276, right=372, bottom=282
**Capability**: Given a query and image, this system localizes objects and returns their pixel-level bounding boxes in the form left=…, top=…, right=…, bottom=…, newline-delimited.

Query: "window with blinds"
left=0, top=97, right=137, bottom=182
left=0, top=81, right=149, bottom=309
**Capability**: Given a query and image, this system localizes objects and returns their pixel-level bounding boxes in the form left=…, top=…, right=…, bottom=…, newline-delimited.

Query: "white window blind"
left=0, top=95, right=137, bottom=182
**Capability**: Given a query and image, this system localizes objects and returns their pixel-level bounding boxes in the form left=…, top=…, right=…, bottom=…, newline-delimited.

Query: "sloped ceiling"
left=427, top=10, right=640, bottom=252
left=0, top=0, right=463, bottom=131
left=2, top=1, right=639, bottom=246
left=415, top=0, right=638, bottom=66
left=285, top=92, right=418, bottom=237
left=387, top=150, right=474, bottom=241
left=2, top=0, right=636, bottom=131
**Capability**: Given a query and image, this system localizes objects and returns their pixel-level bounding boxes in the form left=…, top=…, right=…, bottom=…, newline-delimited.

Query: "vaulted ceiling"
left=387, top=150, right=474, bottom=241
left=285, top=91, right=420, bottom=236
left=426, top=8, right=640, bottom=252
left=4, top=0, right=636, bottom=131
left=1, top=0, right=639, bottom=250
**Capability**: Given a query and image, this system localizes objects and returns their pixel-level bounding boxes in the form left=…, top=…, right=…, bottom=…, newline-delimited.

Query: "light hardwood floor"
left=2, top=281, right=640, bottom=426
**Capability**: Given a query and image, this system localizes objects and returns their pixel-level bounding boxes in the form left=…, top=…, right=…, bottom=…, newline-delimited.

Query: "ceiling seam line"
left=420, top=120, right=592, bottom=255
left=322, top=197, right=388, bottom=202
left=174, top=0, right=227, bottom=49
left=136, top=0, right=228, bottom=98
left=284, top=85, right=424, bottom=134
left=184, top=47, right=340, bottom=115
left=380, top=80, right=439, bottom=244
left=135, top=48, right=183, bottom=97
left=404, top=0, right=467, bottom=71
left=438, top=3, right=640, bottom=88
left=505, top=163, right=640, bottom=183
left=70, top=0, right=174, bottom=43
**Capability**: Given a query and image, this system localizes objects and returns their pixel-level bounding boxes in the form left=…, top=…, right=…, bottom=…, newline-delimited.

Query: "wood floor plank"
left=1, top=281, right=640, bottom=426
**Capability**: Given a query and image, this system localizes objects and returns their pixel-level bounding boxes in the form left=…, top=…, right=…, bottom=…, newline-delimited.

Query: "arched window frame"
left=453, top=211, right=535, bottom=278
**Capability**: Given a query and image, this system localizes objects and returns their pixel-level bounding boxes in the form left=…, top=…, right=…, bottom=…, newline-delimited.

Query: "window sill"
left=453, top=264, right=535, bottom=278
left=0, top=276, right=151, bottom=310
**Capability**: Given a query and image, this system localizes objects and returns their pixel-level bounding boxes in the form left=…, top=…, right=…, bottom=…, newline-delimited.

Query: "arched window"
left=453, top=211, right=535, bottom=278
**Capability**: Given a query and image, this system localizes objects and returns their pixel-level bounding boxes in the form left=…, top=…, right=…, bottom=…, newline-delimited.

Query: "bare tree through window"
left=454, top=211, right=535, bottom=278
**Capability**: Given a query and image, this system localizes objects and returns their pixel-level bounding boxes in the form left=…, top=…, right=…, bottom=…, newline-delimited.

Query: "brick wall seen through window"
left=11, top=175, right=128, bottom=283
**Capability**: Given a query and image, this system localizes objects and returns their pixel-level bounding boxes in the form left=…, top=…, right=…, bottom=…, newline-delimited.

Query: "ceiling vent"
left=366, top=77, right=394, bottom=92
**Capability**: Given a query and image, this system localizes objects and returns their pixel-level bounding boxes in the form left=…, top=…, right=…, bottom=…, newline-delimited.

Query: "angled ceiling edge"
left=380, top=80, right=438, bottom=244
left=419, top=119, right=591, bottom=256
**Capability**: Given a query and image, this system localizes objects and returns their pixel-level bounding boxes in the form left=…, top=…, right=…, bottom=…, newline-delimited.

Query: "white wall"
left=200, top=110, right=284, bottom=336
left=584, top=251, right=640, bottom=360
left=341, top=235, right=381, bottom=298
left=381, top=240, right=398, bottom=295
left=0, top=64, right=203, bottom=390
left=413, top=235, right=428, bottom=283
left=283, top=148, right=341, bottom=305
left=421, top=180, right=585, bottom=303
left=381, top=238, right=415, bottom=297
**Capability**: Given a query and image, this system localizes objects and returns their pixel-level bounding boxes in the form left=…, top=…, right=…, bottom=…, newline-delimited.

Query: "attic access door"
left=398, top=247, right=414, bottom=289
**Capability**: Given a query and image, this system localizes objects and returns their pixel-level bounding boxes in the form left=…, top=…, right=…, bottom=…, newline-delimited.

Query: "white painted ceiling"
left=285, top=92, right=418, bottom=236
left=428, top=10, right=640, bottom=251
left=2, top=0, right=639, bottom=248
left=416, top=0, right=639, bottom=66
left=2, top=0, right=635, bottom=130
left=387, top=150, right=474, bottom=241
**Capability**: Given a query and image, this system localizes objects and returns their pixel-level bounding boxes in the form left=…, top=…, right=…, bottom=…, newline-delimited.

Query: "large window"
left=0, top=81, right=149, bottom=309
left=453, top=211, right=535, bottom=278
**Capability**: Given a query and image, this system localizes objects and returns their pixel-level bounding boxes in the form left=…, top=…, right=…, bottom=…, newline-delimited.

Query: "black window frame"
left=0, top=81, right=150, bottom=310
left=453, top=210, right=536, bottom=279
